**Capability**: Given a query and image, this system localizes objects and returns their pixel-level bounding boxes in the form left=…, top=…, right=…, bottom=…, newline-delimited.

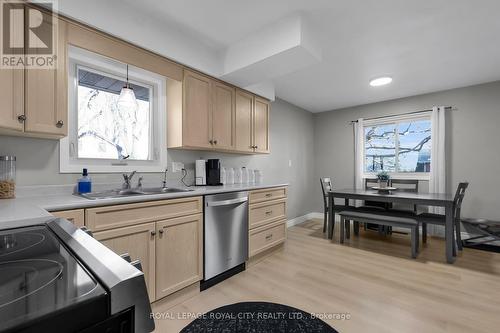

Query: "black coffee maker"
left=206, top=159, right=222, bottom=186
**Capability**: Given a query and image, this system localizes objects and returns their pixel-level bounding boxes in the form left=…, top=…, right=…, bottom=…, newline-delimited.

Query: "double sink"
left=79, top=187, right=193, bottom=200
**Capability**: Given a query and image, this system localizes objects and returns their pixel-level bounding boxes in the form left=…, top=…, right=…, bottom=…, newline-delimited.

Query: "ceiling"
left=60, top=0, right=500, bottom=112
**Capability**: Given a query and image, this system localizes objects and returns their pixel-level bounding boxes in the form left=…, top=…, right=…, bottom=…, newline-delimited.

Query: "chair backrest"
left=390, top=179, right=419, bottom=193
left=320, top=178, right=332, bottom=196
left=365, top=178, right=379, bottom=189
left=364, top=178, right=388, bottom=209
left=390, top=179, right=419, bottom=212
left=320, top=178, right=332, bottom=208
left=453, top=182, right=469, bottom=221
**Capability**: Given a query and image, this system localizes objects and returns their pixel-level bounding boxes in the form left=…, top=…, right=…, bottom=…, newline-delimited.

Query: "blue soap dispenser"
left=78, top=168, right=92, bottom=193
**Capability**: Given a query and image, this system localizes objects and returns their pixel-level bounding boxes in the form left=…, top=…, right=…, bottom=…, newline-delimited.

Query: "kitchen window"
left=363, top=114, right=431, bottom=178
left=60, top=46, right=167, bottom=173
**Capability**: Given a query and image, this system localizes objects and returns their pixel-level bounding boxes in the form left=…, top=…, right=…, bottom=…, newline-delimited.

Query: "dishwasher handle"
left=206, top=196, right=248, bottom=207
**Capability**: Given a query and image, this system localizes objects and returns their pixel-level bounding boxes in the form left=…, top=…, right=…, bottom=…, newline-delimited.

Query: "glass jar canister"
left=0, top=156, right=16, bottom=199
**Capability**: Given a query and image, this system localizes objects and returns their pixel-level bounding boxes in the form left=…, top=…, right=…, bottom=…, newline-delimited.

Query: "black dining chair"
left=417, top=182, right=469, bottom=251
left=358, top=178, right=390, bottom=234
left=389, top=179, right=419, bottom=213
left=362, top=178, right=390, bottom=211
left=320, top=178, right=351, bottom=234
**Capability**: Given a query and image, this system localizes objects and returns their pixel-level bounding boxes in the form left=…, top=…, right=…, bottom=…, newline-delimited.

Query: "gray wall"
left=0, top=98, right=316, bottom=219
left=314, top=81, right=500, bottom=220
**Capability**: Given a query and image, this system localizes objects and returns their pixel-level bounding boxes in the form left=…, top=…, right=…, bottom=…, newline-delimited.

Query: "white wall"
left=314, top=81, right=500, bottom=221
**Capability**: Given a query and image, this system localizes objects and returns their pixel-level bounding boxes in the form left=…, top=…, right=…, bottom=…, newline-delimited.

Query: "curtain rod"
left=350, top=106, right=456, bottom=123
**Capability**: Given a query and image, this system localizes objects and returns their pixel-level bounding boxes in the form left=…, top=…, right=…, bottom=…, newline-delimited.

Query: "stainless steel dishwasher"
left=202, top=191, right=248, bottom=289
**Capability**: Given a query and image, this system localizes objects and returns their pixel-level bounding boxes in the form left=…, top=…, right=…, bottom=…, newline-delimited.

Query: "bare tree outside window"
left=364, top=119, right=431, bottom=173
left=76, top=68, right=151, bottom=160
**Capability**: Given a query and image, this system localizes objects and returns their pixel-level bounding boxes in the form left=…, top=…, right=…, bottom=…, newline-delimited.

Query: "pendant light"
left=118, top=64, right=138, bottom=110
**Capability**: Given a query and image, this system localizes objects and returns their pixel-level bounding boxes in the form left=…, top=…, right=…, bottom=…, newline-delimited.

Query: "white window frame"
left=60, top=46, right=167, bottom=173
left=363, top=112, right=432, bottom=181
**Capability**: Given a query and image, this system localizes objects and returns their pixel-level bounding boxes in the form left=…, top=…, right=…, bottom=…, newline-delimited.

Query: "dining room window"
left=363, top=115, right=431, bottom=176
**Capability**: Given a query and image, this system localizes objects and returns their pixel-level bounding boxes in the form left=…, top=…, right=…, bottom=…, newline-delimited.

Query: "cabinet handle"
left=159, top=229, right=164, bottom=235
left=56, top=120, right=64, bottom=128
left=265, top=211, right=273, bottom=215
left=265, top=193, right=272, bottom=197
left=213, top=140, right=217, bottom=145
left=265, top=234, right=273, bottom=240
left=209, top=139, right=214, bottom=145
left=151, top=230, right=156, bottom=236
left=255, top=145, right=258, bottom=149
left=17, top=115, right=26, bottom=123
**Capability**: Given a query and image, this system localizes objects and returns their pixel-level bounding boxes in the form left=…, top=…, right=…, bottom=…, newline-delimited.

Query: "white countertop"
left=0, top=183, right=288, bottom=227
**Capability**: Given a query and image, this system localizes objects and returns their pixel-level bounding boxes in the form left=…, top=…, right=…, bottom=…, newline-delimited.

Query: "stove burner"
left=0, top=232, right=45, bottom=257
left=0, top=259, right=63, bottom=308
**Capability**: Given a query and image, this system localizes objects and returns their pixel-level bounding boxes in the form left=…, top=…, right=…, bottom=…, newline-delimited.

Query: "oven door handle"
left=206, top=197, right=248, bottom=207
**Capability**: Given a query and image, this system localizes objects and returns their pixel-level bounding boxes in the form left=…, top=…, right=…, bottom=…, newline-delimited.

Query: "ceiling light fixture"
left=118, top=64, right=138, bottom=110
left=369, top=76, right=392, bottom=87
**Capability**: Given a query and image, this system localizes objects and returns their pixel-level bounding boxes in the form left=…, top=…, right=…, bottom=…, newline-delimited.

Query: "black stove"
left=0, top=219, right=154, bottom=333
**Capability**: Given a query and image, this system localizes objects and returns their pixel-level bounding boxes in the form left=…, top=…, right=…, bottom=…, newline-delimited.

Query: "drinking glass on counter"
left=0, top=156, right=16, bottom=199
left=226, top=168, right=235, bottom=185
left=241, top=167, right=249, bottom=184
left=248, top=169, right=255, bottom=183
left=254, top=170, right=263, bottom=183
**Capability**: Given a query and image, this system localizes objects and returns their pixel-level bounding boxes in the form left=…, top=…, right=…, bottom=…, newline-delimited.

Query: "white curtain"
left=354, top=118, right=364, bottom=206
left=429, top=106, right=447, bottom=235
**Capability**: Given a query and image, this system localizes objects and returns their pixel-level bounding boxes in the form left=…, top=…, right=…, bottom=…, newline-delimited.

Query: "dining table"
left=328, top=188, right=457, bottom=264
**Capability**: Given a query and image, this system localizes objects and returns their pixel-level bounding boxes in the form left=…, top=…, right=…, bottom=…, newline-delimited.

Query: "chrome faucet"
left=122, top=171, right=137, bottom=190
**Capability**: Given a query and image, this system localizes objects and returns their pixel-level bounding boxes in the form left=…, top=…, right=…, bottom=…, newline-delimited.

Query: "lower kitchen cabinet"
left=94, top=223, right=156, bottom=301
left=86, top=198, right=203, bottom=303
left=155, top=214, right=203, bottom=300
left=248, top=186, right=288, bottom=259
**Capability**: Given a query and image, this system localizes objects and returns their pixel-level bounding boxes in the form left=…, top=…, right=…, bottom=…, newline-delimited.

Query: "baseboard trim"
left=287, top=212, right=323, bottom=228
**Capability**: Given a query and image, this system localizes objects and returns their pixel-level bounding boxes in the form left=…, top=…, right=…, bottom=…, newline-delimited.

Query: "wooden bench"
left=338, top=210, right=420, bottom=259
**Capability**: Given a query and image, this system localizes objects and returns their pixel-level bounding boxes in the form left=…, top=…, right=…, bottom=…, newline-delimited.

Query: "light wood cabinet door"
left=51, top=209, right=84, bottom=228
left=212, top=81, right=235, bottom=150
left=155, top=214, right=203, bottom=300
left=254, top=97, right=270, bottom=153
left=24, top=15, right=67, bottom=136
left=235, top=90, right=254, bottom=152
left=94, top=223, right=156, bottom=301
left=183, top=70, right=212, bottom=148
left=0, top=69, right=24, bottom=132
left=0, top=3, right=24, bottom=133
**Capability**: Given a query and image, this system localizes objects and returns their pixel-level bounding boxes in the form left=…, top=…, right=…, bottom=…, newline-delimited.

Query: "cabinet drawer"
left=51, top=209, right=85, bottom=228
left=249, top=198, right=286, bottom=229
left=249, top=220, right=286, bottom=257
left=249, top=187, right=287, bottom=204
left=86, top=197, right=202, bottom=232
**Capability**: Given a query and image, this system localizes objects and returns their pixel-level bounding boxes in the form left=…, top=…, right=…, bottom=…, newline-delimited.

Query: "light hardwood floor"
left=152, top=219, right=500, bottom=332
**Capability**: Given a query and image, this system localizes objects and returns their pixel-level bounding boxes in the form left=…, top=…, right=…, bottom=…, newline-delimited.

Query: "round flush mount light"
left=369, top=76, right=393, bottom=87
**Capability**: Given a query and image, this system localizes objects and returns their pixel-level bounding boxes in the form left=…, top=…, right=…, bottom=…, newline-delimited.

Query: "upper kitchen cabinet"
left=235, top=90, right=254, bottom=153
left=0, top=69, right=24, bottom=133
left=212, top=81, right=235, bottom=150
left=169, top=70, right=238, bottom=152
left=0, top=6, right=67, bottom=138
left=253, top=97, right=270, bottom=153
left=182, top=70, right=213, bottom=149
left=168, top=72, right=269, bottom=154
left=235, top=90, right=270, bottom=154
left=24, top=14, right=68, bottom=137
